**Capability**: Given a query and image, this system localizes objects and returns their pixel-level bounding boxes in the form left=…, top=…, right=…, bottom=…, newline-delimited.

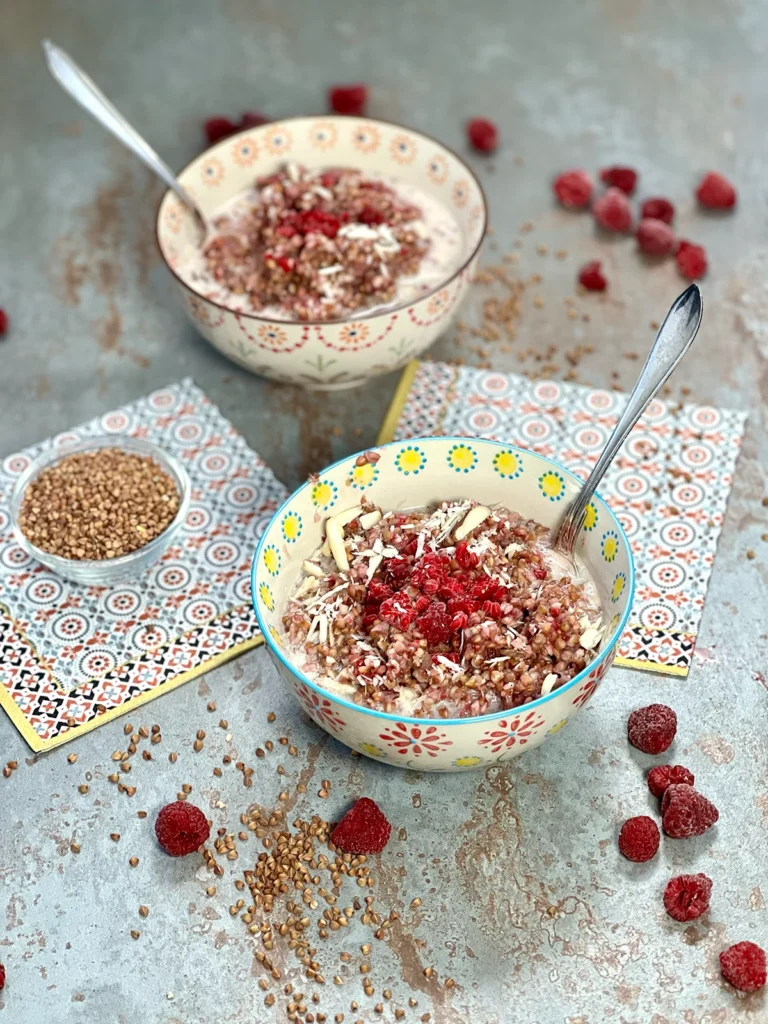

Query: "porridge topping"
left=180, top=163, right=464, bottom=321
left=282, top=499, right=605, bottom=719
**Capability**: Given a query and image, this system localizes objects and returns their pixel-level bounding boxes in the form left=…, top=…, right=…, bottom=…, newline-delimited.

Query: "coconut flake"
left=541, top=673, right=558, bottom=696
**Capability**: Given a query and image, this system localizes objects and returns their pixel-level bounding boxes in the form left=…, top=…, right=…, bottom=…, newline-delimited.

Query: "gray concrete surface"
left=1, top=0, right=768, bottom=1021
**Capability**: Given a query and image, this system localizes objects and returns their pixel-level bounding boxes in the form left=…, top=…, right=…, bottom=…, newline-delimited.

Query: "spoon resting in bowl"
left=552, top=283, right=703, bottom=562
left=42, top=39, right=211, bottom=242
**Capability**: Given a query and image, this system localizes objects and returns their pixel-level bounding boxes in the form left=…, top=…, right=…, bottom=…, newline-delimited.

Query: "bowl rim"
left=9, top=434, right=191, bottom=574
left=251, top=436, right=636, bottom=728
left=155, top=113, right=489, bottom=327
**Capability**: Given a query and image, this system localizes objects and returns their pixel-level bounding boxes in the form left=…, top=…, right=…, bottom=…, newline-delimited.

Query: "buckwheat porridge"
left=178, top=163, right=464, bottom=321
left=282, top=496, right=605, bottom=719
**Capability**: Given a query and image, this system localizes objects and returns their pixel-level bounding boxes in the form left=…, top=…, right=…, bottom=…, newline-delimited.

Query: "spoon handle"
left=42, top=40, right=204, bottom=225
left=554, top=283, right=703, bottom=553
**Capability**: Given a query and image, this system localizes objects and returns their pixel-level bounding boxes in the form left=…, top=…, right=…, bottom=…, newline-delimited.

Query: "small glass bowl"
left=9, top=435, right=191, bottom=586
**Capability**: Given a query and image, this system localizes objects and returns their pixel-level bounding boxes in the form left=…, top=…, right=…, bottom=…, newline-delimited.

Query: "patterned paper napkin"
left=378, top=361, right=748, bottom=677
left=0, top=379, right=287, bottom=752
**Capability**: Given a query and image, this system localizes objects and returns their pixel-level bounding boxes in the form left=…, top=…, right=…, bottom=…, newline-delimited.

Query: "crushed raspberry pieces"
left=593, top=187, right=633, bottom=232
left=675, top=240, right=707, bottom=280
left=359, top=205, right=386, bottom=225
left=578, top=260, right=607, bottom=292
left=379, top=592, right=415, bottom=631
left=415, top=601, right=452, bottom=646
left=553, top=169, right=593, bottom=209
left=661, top=784, right=719, bottom=839
left=455, top=540, right=479, bottom=569
left=0, top=309, right=7, bottom=336
left=466, top=117, right=499, bottom=154
left=647, top=764, right=695, bottom=798
left=328, top=84, right=368, bottom=116
left=618, top=815, right=660, bottom=862
left=155, top=801, right=210, bottom=857
left=0, top=963, right=4, bottom=990
left=720, top=941, right=767, bottom=992
left=663, top=873, right=713, bottom=922
left=331, top=797, right=391, bottom=854
left=627, top=703, right=677, bottom=754
left=636, top=218, right=675, bottom=256
left=366, top=578, right=393, bottom=604
left=641, top=197, right=675, bottom=224
left=695, top=171, right=737, bottom=210
left=600, top=165, right=638, bottom=195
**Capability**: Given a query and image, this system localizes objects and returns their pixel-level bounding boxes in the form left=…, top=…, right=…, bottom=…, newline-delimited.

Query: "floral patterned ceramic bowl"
left=252, top=437, right=635, bottom=772
left=156, top=116, right=486, bottom=390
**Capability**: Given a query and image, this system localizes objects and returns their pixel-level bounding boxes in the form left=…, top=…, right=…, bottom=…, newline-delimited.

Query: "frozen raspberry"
left=379, top=592, right=415, bottom=631
left=0, top=963, right=4, bottom=990
left=450, top=610, right=468, bottom=631
left=636, top=218, right=675, bottom=256
left=578, top=260, right=607, bottom=292
left=627, top=703, right=677, bottom=754
left=695, top=171, right=737, bottom=210
left=482, top=600, right=502, bottom=619
left=675, top=240, right=707, bottom=281
left=366, top=578, right=393, bottom=604
left=204, top=116, right=238, bottom=145
left=662, top=784, right=719, bottom=839
left=663, top=873, right=712, bottom=922
left=331, top=797, right=391, bottom=854
left=382, top=557, right=410, bottom=586
left=600, top=165, right=638, bottom=195
left=155, top=801, right=210, bottom=857
left=239, top=110, right=269, bottom=129
left=467, top=117, right=498, bottom=154
left=328, top=84, right=368, bottom=116
left=415, top=601, right=451, bottom=646
left=593, top=187, right=633, bottom=232
left=720, top=941, right=767, bottom=992
left=553, top=169, right=593, bottom=209
left=641, top=197, right=675, bottom=224
left=618, top=815, right=660, bottom=862
left=647, top=764, right=695, bottom=798
left=0, top=308, right=7, bottom=337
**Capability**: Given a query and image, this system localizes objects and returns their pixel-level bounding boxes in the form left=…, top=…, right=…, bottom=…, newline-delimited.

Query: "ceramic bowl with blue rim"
left=252, top=437, right=634, bottom=772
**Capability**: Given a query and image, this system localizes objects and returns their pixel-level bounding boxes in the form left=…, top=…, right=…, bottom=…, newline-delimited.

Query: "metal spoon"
left=42, top=39, right=208, bottom=238
left=552, top=283, right=703, bottom=559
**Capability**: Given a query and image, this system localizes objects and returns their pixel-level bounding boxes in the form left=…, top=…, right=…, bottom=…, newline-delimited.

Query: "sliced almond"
left=329, top=505, right=364, bottom=529
left=318, top=614, right=328, bottom=644
left=454, top=505, right=492, bottom=542
left=579, top=627, right=601, bottom=651
left=326, top=519, right=349, bottom=572
left=541, top=673, right=558, bottom=696
left=293, top=575, right=319, bottom=601
left=365, top=554, right=383, bottom=583
left=359, top=510, right=382, bottom=530
left=301, top=560, right=325, bottom=578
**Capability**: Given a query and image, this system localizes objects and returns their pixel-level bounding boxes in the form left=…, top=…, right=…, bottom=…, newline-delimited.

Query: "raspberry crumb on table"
left=618, top=816, right=660, bottom=862
left=640, top=197, right=675, bottom=224
left=675, top=240, right=708, bottom=280
left=0, top=963, right=5, bottom=991
left=720, top=941, right=767, bottom=992
left=0, top=308, right=8, bottom=337
left=578, top=260, right=607, bottom=292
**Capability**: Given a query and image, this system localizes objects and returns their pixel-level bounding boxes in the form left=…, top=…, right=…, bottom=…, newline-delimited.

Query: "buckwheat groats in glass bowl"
left=10, top=436, right=190, bottom=585
left=156, top=116, right=487, bottom=389
left=252, top=438, right=634, bottom=772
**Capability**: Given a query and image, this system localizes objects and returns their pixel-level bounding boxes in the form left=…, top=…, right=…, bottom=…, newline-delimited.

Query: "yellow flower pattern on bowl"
left=447, top=444, right=476, bottom=473
left=538, top=471, right=565, bottom=501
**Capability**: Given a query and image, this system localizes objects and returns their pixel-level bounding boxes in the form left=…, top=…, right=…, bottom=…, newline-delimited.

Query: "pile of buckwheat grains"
left=18, top=447, right=180, bottom=560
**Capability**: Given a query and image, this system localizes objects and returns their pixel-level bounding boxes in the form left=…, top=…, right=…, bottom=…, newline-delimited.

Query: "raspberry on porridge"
left=184, top=163, right=463, bottom=322
left=281, top=499, right=604, bottom=719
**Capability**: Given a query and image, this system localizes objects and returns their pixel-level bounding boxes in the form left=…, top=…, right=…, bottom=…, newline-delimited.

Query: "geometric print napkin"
left=378, top=361, right=748, bottom=677
left=0, top=379, right=286, bottom=751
